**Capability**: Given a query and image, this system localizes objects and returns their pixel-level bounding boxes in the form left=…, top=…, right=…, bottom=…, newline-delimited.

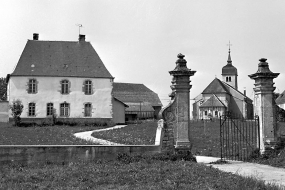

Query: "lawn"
left=92, top=121, right=157, bottom=145
left=0, top=123, right=103, bottom=145
left=92, top=120, right=222, bottom=157
left=92, top=120, right=285, bottom=168
left=0, top=154, right=282, bottom=190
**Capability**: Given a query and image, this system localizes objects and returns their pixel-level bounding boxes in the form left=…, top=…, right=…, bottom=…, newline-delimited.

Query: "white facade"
left=8, top=76, right=113, bottom=119
left=222, top=75, right=238, bottom=90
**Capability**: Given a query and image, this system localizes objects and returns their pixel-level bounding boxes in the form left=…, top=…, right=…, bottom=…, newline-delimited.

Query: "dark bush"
left=116, top=151, right=197, bottom=164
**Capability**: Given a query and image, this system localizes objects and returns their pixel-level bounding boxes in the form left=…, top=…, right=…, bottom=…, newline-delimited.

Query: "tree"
left=10, top=99, right=24, bottom=126
left=0, top=77, right=7, bottom=101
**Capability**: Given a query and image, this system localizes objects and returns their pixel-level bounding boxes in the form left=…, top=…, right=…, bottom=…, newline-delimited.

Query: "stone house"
left=6, top=33, right=126, bottom=124
left=192, top=49, right=254, bottom=119
left=112, top=82, right=162, bottom=121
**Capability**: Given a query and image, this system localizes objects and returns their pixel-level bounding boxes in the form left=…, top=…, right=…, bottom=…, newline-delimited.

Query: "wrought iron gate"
left=220, top=114, right=260, bottom=161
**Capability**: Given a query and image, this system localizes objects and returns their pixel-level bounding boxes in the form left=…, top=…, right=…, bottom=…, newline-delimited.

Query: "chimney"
left=244, top=88, right=246, bottom=96
left=79, top=34, right=85, bottom=42
left=33, top=33, right=39, bottom=40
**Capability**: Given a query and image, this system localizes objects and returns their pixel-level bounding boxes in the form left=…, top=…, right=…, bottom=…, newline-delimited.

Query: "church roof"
left=222, top=49, right=237, bottom=76
left=202, top=78, right=230, bottom=94
left=11, top=39, right=113, bottom=78
left=113, top=82, right=162, bottom=107
left=276, top=90, right=285, bottom=105
left=200, top=94, right=226, bottom=108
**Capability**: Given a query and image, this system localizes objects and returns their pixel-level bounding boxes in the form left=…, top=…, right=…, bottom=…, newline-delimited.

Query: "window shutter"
left=68, top=80, right=71, bottom=94
left=26, top=80, right=29, bottom=93
left=35, top=80, right=38, bottom=94
left=58, top=81, right=62, bottom=94
left=91, top=81, right=94, bottom=94
left=82, top=81, right=85, bottom=94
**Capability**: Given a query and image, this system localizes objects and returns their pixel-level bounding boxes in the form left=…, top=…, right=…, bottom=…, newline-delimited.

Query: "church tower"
left=221, top=45, right=238, bottom=89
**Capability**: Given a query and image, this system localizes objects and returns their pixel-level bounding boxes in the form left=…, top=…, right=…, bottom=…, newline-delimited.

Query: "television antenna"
left=76, top=24, right=83, bottom=35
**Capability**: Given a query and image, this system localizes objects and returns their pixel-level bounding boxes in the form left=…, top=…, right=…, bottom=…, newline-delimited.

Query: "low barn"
left=112, top=82, right=162, bottom=121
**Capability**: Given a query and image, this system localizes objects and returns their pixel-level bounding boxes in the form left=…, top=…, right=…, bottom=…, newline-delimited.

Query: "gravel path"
left=74, top=125, right=127, bottom=145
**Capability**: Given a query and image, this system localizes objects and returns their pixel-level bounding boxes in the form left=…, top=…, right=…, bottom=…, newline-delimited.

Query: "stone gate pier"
left=249, top=58, right=280, bottom=153
left=160, top=53, right=196, bottom=152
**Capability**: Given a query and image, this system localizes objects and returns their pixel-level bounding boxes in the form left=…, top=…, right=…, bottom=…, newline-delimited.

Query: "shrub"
left=116, top=151, right=197, bottom=164
left=9, top=99, right=24, bottom=126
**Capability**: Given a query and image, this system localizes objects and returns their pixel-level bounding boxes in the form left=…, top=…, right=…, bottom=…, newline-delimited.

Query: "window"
left=28, top=79, right=37, bottom=93
left=84, top=103, right=92, bottom=117
left=226, top=77, right=228, bottom=82
left=84, top=80, right=92, bottom=95
left=61, top=80, right=69, bottom=94
left=215, top=111, right=218, bottom=116
left=204, top=111, right=207, bottom=115
left=47, top=103, right=54, bottom=116
left=229, top=77, right=231, bottom=82
left=29, top=103, right=36, bottom=116
left=60, top=102, right=70, bottom=117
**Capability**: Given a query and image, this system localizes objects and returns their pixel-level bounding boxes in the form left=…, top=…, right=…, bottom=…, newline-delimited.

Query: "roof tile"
left=11, top=40, right=113, bottom=78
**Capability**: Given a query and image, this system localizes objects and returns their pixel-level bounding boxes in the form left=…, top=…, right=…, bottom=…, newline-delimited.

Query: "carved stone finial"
left=177, top=53, right=185, bottom=59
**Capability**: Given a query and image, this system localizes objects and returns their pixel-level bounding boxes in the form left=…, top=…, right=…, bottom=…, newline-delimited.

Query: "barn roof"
left=113, top=82, right=162, bottom=107
left=11, top=39, right=113, bottom=78
left=276, top=90, right=285, bottom=105
left=126, top=104, right=155, bottom=112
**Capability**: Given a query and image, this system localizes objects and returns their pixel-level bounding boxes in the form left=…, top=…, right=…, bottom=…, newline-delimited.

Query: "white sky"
left=1, top=0, right=285, bottom=106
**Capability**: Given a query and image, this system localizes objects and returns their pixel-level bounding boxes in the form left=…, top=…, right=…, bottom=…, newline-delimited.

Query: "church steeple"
left=222, top=41, right=238, bottom=89
left=227, top=47, right=232, bottom=64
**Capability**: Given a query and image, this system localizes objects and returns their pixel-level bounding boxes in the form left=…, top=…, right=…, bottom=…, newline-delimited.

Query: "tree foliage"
left=10, top=99, right=24, bottom=126
left=0, top=77, right=7, bottom=101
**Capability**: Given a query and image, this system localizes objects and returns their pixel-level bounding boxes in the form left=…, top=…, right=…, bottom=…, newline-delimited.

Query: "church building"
left=192, top=48, right=253, bottom=119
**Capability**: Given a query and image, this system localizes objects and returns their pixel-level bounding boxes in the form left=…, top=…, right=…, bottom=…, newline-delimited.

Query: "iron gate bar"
left=220, top=115, right=260, bottom=161
left=230, top=118, right=253, bottom=148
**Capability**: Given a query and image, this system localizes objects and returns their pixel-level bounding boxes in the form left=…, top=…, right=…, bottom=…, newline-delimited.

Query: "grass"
left=0, top=123, right=103, bottom=145
left=92, top=120, right=285, bottom=168
left=92, top=120, right=221, bottom=156
left=0, top=153, right=283, bottom=190
left=92, top=121, right=157, bottom=145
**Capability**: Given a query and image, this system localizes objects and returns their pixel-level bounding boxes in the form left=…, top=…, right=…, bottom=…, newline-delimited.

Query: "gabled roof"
left=200, top=94, right=226, bottom=108
left=113, top=82, right=162, bottom=107
left=221, top=81, right=252, bottom=102
left=113, top=97, right=129, bottom=107
left=276, top=90, right=285, bottom=105
left=11, top=40, right=113, bottom=78
left=202, top=78, right=230, bottom=94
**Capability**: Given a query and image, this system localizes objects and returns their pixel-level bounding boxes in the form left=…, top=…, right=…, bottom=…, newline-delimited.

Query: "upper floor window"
left=28, top=79, right=37, bottom=94
left=84, top=103, right=92, bottom=117
left=61, top=80, right=70, bottom=94
left=29, top=103, right=36, bottom=116
left=229, top=77, right=231, bottom=82
left=84, top=80, right=92, bottom=95
left=47, top=103, right=54, bottom=116
left=60, top=102, right=69, bottom=117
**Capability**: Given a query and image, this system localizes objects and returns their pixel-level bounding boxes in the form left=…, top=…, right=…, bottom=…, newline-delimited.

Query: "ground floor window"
left=204, top=111, right=207, bottom=115
left=84, top=103, right=92, bottom=117
left=47, top=103, right=54, bottom=116
left=28, top=103, right=36, bottom=116
left=60, top=102, right=69, bottom=117
left=215, top=110, right=218, bottom=116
